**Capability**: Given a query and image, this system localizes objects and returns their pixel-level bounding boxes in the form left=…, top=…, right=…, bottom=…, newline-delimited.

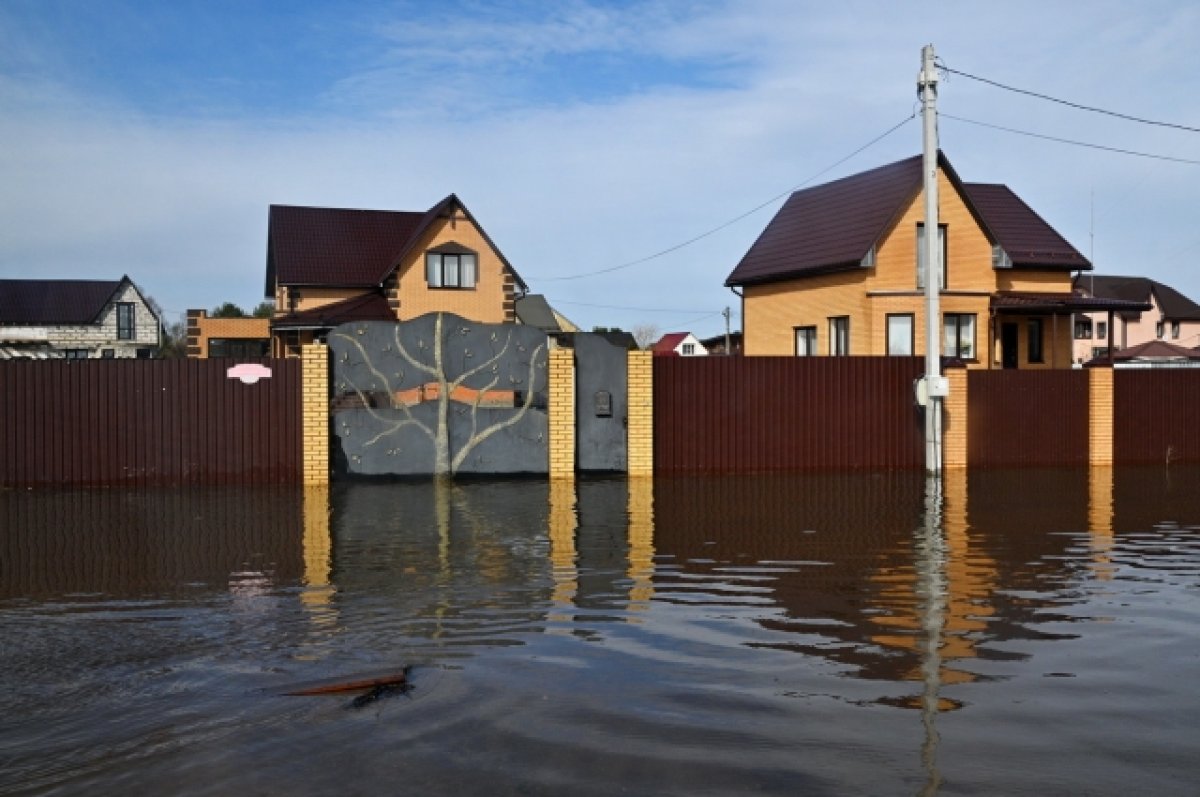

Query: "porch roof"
left=990, top=291, right=1151, bottom=315
left=270, top=292, right=395, bottom=331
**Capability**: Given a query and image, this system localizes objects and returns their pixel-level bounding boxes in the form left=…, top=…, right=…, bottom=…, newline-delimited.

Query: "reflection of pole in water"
left=916, top=474, right=947, bottom=796
left=548, top=479, right=578, bottom=614
left=626, top=476, right=655, bottom=612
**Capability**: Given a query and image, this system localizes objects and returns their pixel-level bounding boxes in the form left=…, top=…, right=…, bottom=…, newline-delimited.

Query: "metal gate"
left=328, top=312, right=550, bottom=477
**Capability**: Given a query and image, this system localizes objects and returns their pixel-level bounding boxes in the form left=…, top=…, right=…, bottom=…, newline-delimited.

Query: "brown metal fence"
left=0, top=358, right=301, bottom=487
left=1114, top=369, right=1200, bottom=465
left=967, top=370, right=1089, bottom=467
left=654, top=356, right=925, bottom=473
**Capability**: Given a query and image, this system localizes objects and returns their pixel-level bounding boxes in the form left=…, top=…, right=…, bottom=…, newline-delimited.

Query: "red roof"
left=1103, top=340, right=1200, bottom=362
left=0, top=277, right=132, bottom=325
left=725, top=151, right=1089, bottom=287
left=265, top=194, right=527, bottom=295
left=652, top=332, right=690, bottom=355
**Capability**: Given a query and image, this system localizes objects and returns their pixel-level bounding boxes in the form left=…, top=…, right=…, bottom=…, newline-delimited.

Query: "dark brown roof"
left=0, top=277, right=129, bottom=325
left=1075, top=275, right=1200, bottom=321
left=1087, top=339, right=1200, bottom=365
left=271, top=292, right=395, bottom=330
left=725, top=151, right=1089, bottom=287
left=961, top=184, right=1089, bottom=270
left=991, top=291, right=1151, bottom=315
left=265, top=194, right=527, bottom=295
left=726, top=154, right=924, bottom=287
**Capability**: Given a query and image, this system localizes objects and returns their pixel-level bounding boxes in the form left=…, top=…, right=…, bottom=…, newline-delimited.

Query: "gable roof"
left=1089, top=339, right=1200, bottom=364
left=0, top=277, right=138, bottom=325
left=265, top=194, right=527, bottom=295
left=961, top=184, right=1089, bottom=269
left=1075, top=275, right=1200, bottom=321
left=725, top=151, right=1089, bottom=287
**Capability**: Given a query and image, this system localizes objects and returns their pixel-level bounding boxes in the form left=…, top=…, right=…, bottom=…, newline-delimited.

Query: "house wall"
left=392, top=212, right=515, bottom=323
left=186, top=311, right=271, bottom=358
left=741, top=168, right=1076, bottom=369
left=276, top=287, right=367, bottom=315
left=41, top=282, right=159, bottom=357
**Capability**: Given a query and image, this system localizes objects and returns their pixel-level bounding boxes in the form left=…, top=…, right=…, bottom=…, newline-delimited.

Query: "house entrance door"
left=1001, top=322, right=1019, bottom=369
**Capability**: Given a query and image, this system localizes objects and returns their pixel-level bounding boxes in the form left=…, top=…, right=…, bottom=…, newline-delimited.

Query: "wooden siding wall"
left=1, top=359, right=301, bottom=487
left=654, top=356, right=925, bottom=473
left=967, top=370, right=1089, bottom=467
left=1113, top=370, right=1200, bottom=465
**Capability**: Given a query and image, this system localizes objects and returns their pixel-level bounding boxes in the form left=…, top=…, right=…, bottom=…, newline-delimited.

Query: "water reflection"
left=3, top=466, right=1200, bottom=795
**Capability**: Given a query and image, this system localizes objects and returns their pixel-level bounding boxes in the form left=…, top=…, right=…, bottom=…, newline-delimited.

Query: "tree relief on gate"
left=328, top=312, right=549, bottom=477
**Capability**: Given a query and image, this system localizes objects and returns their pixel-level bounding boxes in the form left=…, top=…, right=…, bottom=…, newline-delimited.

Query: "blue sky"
left=2, top=0, right=1198, bottom=340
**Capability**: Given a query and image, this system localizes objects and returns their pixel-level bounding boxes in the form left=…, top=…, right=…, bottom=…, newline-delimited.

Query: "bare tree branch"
left=452, top=341, right=546, bottom=472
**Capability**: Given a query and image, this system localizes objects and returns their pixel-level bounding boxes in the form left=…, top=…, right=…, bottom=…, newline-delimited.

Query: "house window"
left=425, top=245, right=477, bottom=289
left=886, top=314, right=914, bottom=356
left=209, top=338, right=271, bottom=358
left=136, top=348, right=153, bottom=359
left=1092, top=347, right=1110, bottom=359
left=1171, top=321, right=1180, bottom=339
left=943, top=314, right=976, bottom=359
left=795, top=326, right=817, bottom=356
left=1074, top=318, right=1093, bottom=339
left=1156, top=321, right=1165, bottom=339
left=916, top=223, right=947, bottom=290
left=681, top=343, right=695, bottom=355
left=1028, top=318, right=1044, bottom=363
left=828, top=317, right=849, bottom=356
left=116, top=303, right=135, bottom=340
left=1096, top=321, right=1108, bottom=339
left=64, top=349, right=90, bottom=359
left=101, top=349, right=115, bottom=359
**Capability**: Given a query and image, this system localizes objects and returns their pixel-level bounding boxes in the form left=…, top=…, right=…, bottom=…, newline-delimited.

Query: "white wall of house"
left=674, top=333, right=708, bottom=357
left=41, top=283, right=160, bottom=357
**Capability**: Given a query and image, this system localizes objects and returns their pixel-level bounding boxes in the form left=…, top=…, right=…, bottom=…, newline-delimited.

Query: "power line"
left=555, top=299, right=718, bottom=314
left=940, top=65, right=1200, bottom=134
left=942, top=113, right=1200, bottom=165
left=529, top=111, right=917, bottom=282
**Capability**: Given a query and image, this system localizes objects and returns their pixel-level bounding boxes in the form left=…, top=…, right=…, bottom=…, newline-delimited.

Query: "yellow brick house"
left=725, top=152, right=1145, bottom=368
left=265, top=194, right=528, bottom=357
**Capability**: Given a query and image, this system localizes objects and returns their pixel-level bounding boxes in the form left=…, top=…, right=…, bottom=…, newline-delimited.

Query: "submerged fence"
left=0, top=359, right=301, bottom=487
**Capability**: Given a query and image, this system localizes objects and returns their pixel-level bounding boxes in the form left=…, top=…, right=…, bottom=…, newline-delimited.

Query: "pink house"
left=1072, top=275, right=1200, bottom=363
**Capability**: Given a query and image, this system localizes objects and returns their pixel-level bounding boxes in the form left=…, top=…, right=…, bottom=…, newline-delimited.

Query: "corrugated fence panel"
left=0, top=359, right=302, bottom=487
left=1114, top=369, right=1200, bottom=464
left=654, top=356, right=925, bottom=474
left=967, top=370, right=1089, bottom=467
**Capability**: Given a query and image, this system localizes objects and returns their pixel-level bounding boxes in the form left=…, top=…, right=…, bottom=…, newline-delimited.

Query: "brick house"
left=0, top=276, right=161, bottom=359
left=725, top=152, right=1148, bottom=368
left=264, top=194, right=528, bottom=357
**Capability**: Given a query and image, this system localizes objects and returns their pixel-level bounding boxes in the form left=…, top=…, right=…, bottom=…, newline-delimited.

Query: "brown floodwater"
left=1, top=467, right=1198, bottom=795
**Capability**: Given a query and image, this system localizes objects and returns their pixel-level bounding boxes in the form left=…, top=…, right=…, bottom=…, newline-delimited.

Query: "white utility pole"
left=919, top=44, right=945, bottom=475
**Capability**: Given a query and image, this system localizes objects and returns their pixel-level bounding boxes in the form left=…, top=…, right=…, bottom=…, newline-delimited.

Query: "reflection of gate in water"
left=328, top=312, right=549, bottom=477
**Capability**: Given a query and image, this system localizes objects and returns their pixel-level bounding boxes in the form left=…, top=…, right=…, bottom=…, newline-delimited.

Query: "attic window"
left=426, top=243, right=477, bottom=289
left=992, top=245, right=1013, bottom=270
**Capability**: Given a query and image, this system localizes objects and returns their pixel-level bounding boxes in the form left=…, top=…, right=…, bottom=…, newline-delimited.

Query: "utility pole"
left=919, top=44, right=945, bottom=476
left=722, top=306, right=731, bottom=355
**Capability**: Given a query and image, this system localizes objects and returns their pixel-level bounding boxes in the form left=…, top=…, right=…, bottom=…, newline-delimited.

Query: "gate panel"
left=328, top=313, right=549, bottom=477
left=967, top=370, right=1089, bottom=467
left=574, top=333, right=628, bottom=472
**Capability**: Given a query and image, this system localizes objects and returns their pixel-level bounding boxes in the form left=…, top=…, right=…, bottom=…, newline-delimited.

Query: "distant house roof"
left=1074, top=275, right=1200, bottom=321
left=991, top=291, right=1150, bottom=315
left=0, top=276, right=147, bottom=325
left=725, top=151, right=1090, bottom=287
left=1086, top=339, right=1200, bottom=366
left=652, top=332, right=690, bottom=354
left=514, top=294, right=562, bottom=332
left=271, top=292, right=396, bottom=330
left=265, top=194, right=527, bottom=295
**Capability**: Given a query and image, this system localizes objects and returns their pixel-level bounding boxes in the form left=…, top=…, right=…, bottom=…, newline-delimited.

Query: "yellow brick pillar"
left=626, top=350, right=654, bottom=476
left=942, top=367, right=969, bottom=470
left=301, top=343, right=330, bottom=485
left=1088, top=367, right=1114, bottom=466
left=548, top=348, right=576, bottom=478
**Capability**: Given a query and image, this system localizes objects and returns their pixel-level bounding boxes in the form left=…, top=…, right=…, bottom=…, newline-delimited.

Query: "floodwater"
left=2, top=467, right=1199, bottom=796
